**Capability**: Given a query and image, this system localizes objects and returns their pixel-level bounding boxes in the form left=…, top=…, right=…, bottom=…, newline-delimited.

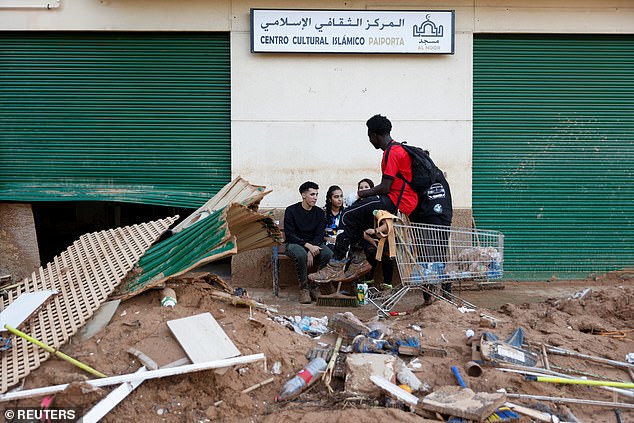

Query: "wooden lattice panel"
left=0, top=216, right=178, bottom=393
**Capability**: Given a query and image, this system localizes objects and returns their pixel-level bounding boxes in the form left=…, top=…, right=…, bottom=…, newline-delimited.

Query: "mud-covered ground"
left=5, top=270, right=634, bottom=423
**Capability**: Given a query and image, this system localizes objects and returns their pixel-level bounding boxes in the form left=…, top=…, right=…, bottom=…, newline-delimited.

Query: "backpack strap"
left=384, top=141, right=412, bottom=211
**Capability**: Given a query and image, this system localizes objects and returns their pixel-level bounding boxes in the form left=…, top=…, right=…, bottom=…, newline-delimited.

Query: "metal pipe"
left=505, top=393, right=634, bottom=409
left=525, top=375, right=634, bottom=389
left=5, top=324, right=107, bottom=378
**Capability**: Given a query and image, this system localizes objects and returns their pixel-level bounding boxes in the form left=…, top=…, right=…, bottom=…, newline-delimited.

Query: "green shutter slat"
left=473, top=34, right=634, bottom=280
left=0, top=32, right=231, bottom=208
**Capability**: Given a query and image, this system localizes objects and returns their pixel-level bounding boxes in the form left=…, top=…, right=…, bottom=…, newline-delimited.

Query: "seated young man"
left=284, top=181, right=333, bottom=304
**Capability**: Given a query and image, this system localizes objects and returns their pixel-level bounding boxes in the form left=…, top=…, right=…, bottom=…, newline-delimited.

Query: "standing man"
left=284, top=181, right=333, bottom=304
left=309, top=114, right=418, bottom=284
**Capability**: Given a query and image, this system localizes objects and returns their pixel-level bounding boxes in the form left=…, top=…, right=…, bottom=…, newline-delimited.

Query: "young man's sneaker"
left=299, top=289, right=312, bottom=304
left=339, top=260, right=373, bottom=283
left=309, top=287, right=321, bottom=301
left=308, top=260, right=345, bottom=283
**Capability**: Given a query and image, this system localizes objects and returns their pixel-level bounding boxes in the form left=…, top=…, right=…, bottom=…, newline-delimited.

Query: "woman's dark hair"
left=325, top=185, right=343, bottom=219
left=357, top=178, right=375, bottom=189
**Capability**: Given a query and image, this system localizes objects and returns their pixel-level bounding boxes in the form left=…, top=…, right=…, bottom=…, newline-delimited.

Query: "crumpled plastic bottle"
left=276, top=357, right=327, bottom=401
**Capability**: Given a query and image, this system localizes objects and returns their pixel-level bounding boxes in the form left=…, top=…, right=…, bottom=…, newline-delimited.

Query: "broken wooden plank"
left=0, top=353, right=265, bottom=402
left=242, top=377, right=275, bottom=394
left=127, top=348, right=158, bottom=371
left=370, top=375, right=419, bottom=407
left=421, top=385, right=506, bottom=422
left=167, top=312, right=241, bottom=364
left=505, top=402, right=556, bottom=422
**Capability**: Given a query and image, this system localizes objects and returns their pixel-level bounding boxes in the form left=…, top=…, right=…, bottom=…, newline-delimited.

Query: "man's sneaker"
left=309, top=287, right=321, bottom=301
left=339, top=260, right=373, bottom=283
left=308, top=260, right=345, bottom=284
left=299, top=289, right=312, bottom=304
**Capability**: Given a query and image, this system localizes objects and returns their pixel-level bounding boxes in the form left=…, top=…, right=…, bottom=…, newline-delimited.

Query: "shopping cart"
left=367, top=217, right=504, bottom=317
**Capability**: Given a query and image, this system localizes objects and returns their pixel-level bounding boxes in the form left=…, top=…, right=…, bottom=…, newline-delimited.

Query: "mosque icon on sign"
left=413, top=14, right=443, bottom=37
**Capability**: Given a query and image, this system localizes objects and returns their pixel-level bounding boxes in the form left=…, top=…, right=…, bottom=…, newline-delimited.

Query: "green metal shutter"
left=473, top=35, right=634, bottom=280
left=0, top=32, right=230, bottom=208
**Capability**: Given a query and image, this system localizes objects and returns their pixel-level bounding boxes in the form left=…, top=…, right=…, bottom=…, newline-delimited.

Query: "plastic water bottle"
left=276, top=357, right=327, bottom=401
left=160, top=288, right=177, bottom=308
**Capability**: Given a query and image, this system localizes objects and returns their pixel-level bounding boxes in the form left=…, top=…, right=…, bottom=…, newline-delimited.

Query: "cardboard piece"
left=421, top=385, right=506, bottom=422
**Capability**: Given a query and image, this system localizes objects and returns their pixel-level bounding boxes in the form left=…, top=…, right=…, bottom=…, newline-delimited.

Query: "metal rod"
left=505, top=393, right=634, bottom=409
left=497, top=365, right=634, bottom=399
left=526, top=375, right=634, bottom=389
left=546, top=345, right=634, bottom=370
left=5, top=324, right=107, bottom=378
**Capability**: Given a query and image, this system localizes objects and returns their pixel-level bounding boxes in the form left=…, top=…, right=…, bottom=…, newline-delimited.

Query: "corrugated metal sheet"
left=473, top=35, right=634, bottom=280
left=114, top=203, right=282, bottom=299
left=0, top=32, right=230, bottom=208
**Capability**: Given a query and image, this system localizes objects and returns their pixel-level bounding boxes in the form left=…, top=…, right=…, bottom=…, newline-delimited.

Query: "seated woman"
left=357, top=178, right=394, bottom=286
left=323, top=185, right=345, bottom=253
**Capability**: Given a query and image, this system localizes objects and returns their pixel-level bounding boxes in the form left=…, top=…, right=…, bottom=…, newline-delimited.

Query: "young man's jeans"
left=285, top=243, right=333, bottom=290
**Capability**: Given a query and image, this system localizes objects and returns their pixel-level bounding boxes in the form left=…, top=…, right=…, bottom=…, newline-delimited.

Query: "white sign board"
left=251, top=9, right=454, bottom=54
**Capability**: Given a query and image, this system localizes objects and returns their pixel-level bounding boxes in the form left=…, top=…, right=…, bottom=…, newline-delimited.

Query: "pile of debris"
left=1, top=271, right=632, bottom=422
left=0, top=174, right=632, bottom=422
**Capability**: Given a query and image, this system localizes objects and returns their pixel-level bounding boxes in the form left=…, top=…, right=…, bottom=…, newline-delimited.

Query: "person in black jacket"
left=284, top=181, right=333, bottom=304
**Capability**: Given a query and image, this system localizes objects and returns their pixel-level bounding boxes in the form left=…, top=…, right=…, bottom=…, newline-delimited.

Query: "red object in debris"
left=389, top=311, right=407, bottom=316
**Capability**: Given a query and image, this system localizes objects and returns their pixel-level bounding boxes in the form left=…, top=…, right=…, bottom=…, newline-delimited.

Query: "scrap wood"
left=323, top=335, right=343, bottom=393
left=242, top=377, right=275, bottom=394
left=207, top=289, right=277, bottom=313
left=370, top=375, right=419, bottom=407
left=0, top=216, right=178, bottom=394
left=505, top=402, right=560, bottom=423
left=0, top=353, right=265, bottom=402
left=505, top=393, right=634, bottom=409
left=127, top=348, right=158, bottom=370
left=421, top=385, right=506, bottom=422
left=200, top=273, right=234, bottom=293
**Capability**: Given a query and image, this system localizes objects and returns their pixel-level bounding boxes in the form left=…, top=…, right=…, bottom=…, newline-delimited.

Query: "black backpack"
left=384, top=141, right=442, bottom=200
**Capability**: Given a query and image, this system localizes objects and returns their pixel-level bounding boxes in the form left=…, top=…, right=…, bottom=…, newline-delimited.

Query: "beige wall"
left=2, top=0, right=632, bottom=209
